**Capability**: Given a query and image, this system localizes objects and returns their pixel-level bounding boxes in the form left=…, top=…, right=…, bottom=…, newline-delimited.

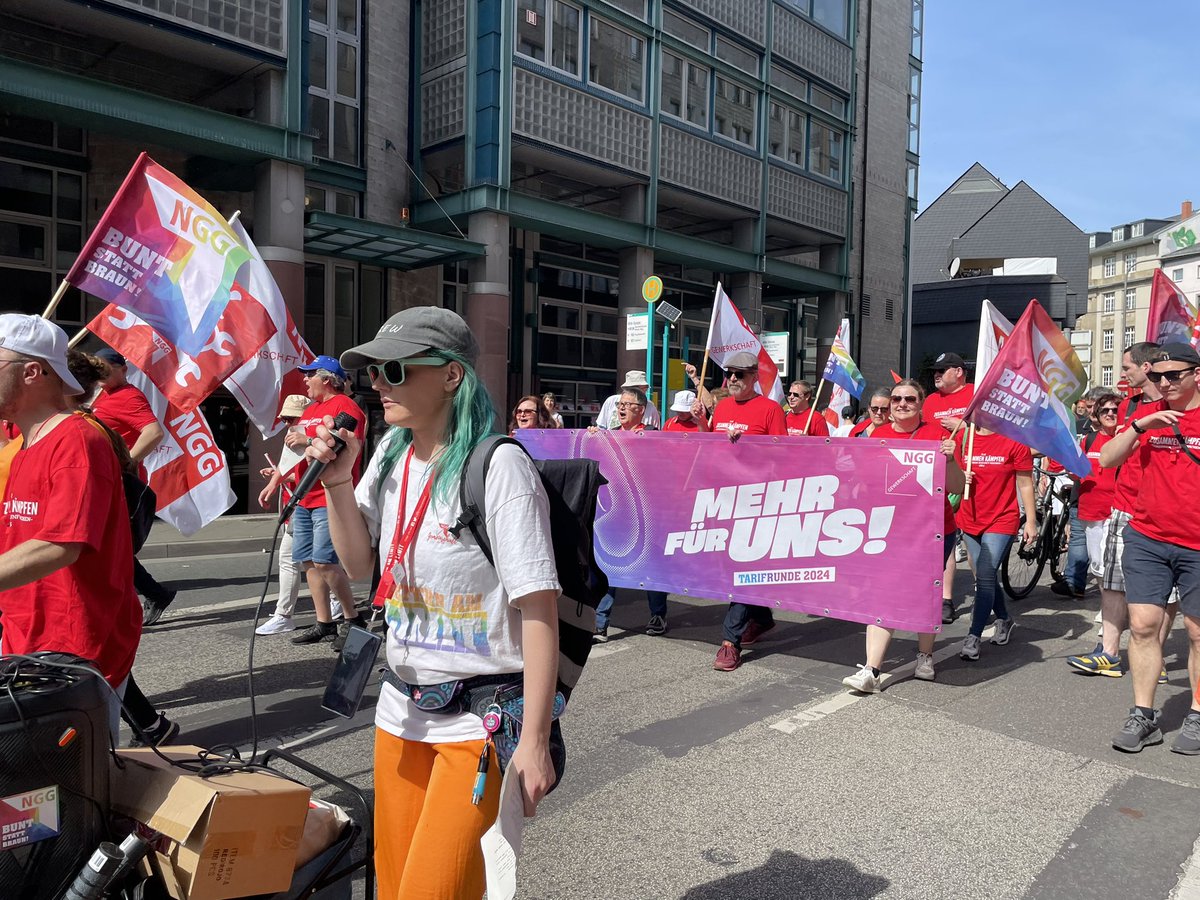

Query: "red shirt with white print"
left=1128, top=401, right=1200, bottom=550
left=662, top=415, right=703, bottom=432
left=923, top=385, right=974, bottom=431
left=0, top=415, right=141, bottom=687
left=711, top=395, right=787, bottom=437
left=295, top=393, right=366, bottom=509
left=954, top=431, right=1033, bottom=535
left=785, top=410, right=830, bottom=437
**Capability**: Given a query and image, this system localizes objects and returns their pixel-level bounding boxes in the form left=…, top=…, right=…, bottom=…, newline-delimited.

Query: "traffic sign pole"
left=642, top=276, right=663, bottom=410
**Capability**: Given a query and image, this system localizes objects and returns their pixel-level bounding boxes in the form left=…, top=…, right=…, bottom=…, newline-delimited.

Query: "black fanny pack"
left=380, top=669, right=566, bottom=789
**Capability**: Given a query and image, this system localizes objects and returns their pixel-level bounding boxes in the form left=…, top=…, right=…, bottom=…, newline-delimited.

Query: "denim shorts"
left=291, top=505, right=339, bottom=565
left=1121, top=525, right=1200, bottom=617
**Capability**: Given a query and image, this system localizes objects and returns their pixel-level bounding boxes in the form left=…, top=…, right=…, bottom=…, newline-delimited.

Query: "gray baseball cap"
left=340, top=306, right=480, bottom=369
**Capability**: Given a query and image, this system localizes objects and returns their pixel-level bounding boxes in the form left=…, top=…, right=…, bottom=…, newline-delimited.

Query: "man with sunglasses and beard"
left=1101, top=343, right=1200, bottom=754
left=288, top=355, right=367, bottom=648
left=784, top=380, right=829, bottom=437
left=709, top=351, right=786, bottom=671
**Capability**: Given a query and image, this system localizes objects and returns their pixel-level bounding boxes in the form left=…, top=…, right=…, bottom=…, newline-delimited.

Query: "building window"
left=907, top=65, right=921, bottom=154
left=911, top=0, right=923, bottom=59
left=1173, top=268, right=1185, bottom=282
left=907, top=161, right=918, bottom=201
left=1112, top=227, right=1125, bottom=242
left=1125, top=288, right=1136, bottom=309
left=885, top=298, right=895, bottom=321
left=588, top=18, right=644, bottom=102
left=1103, top=256, right=1116, bottom=278
left=809, top=120, right=843, bottom=182
left=1132, top=222, right=1144, bottom=237
left=1102, top=365, right=1113, bottom=386
left=1102, top=329, right=1114, bottom=352
left=714, top=36, right=758, bottom=74
left=516, top=0, right=581, bottom=75
left=662, top=9, right=708, bottom=48
left=308, top=0, right=361, bottom=165
left=769, top=65, right=807, bottom=101
left=811, top=0, right=848, bottom=38
left=713, top=76, right=756, bottom=147
left=1125, top=251, right=1137, bottom=274
left=1125, top=325, right=1135, bottom=347
left=1089, top=234, right=1096, bottom=249
left=811, top=86, right=846, bottom=120
left=767, top=102, right=805, bottom=166
left=1102, top=291, right=1115, bottom=313
left=602, top=0, right=644, bottom=17
left=662, top=53, right=709, bottom=128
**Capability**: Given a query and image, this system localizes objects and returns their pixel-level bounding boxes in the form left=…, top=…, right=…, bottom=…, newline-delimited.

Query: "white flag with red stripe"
left=706, top=282, right=785, bottom=402
left=128, top=367, right=236, bottom=536
left=225, top=221, right=315, bottom=437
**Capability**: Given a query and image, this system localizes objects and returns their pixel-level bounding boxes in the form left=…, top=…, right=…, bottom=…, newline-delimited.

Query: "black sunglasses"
left=869, top=405, right=890, bottom=413
left=727, top=368, right=758, bottom=379
left=366, top=356, right=447, bottom=386
left=1146, top=367, right=1197, bottom=384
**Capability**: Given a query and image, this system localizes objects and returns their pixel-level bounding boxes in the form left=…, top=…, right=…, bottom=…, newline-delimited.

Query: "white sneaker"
left=990, top=618, right=1015, bottom=645
left=330, top=599, right=343, bottom=621
left=960, top=635, right=980, bottom=660
left=842, top=664, right=881, bottom=694
left=255, top=614, right=296, bottom=635
left=914, top=652, right=936, bottom=681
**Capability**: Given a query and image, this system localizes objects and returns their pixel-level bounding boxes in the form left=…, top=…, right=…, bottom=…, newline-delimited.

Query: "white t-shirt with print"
left=355, top=435, right=561, bottom=742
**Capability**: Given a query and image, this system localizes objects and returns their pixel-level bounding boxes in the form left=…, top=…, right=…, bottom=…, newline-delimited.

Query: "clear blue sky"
left=917, top=2, right=1200, bottom=233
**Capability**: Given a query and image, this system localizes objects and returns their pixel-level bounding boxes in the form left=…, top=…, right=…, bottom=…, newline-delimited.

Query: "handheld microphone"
left=279, top=411, right=358, bottom=522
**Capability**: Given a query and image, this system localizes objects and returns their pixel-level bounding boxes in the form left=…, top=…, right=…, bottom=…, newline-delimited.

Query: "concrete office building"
left=1, top=0, right=922, bottom=505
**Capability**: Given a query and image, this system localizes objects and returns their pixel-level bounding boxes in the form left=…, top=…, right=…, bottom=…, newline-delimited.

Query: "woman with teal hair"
left=310, top=307, right=562, bottom=900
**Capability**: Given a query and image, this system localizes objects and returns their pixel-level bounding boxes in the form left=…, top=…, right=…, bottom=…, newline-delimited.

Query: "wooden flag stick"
left=963, top=423, right=977, bottom=500
left=804, top=378, right=827, bottom=435
left=41, top=281, right=70, bottom=320
left=696, top=349, right=714, bottom=410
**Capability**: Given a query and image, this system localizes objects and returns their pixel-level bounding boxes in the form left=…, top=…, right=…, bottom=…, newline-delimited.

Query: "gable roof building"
left=909, top=163, right=1088, bottom=374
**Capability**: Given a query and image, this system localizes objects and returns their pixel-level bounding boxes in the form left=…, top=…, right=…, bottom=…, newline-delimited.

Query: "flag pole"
left=805, top=379, right=827, bottom=435
left=41, top=281, right=70, bottom=320
left=963, top=423, right=977, bottom=500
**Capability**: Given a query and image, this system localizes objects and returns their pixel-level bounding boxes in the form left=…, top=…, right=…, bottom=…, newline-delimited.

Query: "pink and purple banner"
left=517, top=430, right=948, bottom=633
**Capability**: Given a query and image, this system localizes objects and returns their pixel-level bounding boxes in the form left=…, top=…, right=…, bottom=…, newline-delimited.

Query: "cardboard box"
left=112, top=746, right=311, bottom=900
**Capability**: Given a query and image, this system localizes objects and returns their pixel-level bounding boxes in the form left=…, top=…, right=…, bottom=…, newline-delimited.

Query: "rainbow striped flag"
left=822, top=318, right=866, bottom=399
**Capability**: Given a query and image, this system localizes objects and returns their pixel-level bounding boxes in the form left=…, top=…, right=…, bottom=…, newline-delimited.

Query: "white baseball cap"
left=0, top=314, right=84, bottom=395
left=671, top=390, right=697, bottom=413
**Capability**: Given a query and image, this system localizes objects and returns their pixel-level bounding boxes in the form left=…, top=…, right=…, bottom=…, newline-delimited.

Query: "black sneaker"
left=941, top=600, right=957, bottom=624
left=1172, top=713, right=1200, bottom=755
left=332, top=616, right=368, bottom=653
left=1051, top=580, right=1085, bottom=599
left=1112, top=707, right=1163, bottom=752
left=291, top=621, right=337, bottom=645
left=129, top=714, right=180, bottom=748
left=142, top=590, right=177, bottom=627
left=592, top=626, right=608, bottom=643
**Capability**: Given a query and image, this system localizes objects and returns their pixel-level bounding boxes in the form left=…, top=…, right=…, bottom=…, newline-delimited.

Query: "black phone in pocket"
left=321, top=626, right=383, bottom=718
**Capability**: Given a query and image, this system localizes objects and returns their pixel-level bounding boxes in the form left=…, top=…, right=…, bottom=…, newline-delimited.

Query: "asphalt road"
left=130, top=549, right=1200, bottom=899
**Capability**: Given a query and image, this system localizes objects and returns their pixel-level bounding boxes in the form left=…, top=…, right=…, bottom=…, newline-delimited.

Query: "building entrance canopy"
left=304, top=212, right=486, bottom=269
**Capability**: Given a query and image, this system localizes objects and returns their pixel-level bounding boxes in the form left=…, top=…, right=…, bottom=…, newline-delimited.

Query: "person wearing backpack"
left=313, top=307, right=562, bottom=900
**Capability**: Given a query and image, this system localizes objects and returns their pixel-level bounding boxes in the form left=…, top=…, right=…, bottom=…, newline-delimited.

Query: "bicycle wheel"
left=1001, top=513, right=1045, bottom=599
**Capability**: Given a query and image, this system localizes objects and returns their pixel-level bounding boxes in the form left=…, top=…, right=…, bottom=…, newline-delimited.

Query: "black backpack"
left=451, top=435, right=608, bottom=700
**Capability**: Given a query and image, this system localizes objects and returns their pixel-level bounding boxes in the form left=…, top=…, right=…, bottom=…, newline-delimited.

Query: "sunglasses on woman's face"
left=515, top=407, right=538, bottom=416
left=1097, top=407, right=1119, bottom=416
left=890, top=395, right=920, bottom=405
left=366, top=356, right=447, bottom=386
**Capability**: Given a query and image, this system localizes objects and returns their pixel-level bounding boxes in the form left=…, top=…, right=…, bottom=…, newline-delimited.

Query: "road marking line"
left=769, top=627, right=996, bottom=734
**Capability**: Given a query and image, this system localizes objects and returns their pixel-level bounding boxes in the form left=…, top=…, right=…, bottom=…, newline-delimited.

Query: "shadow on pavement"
left=680, top=849, right=889, bottom=900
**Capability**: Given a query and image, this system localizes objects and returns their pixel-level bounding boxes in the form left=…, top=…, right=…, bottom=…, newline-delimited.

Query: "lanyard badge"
left=373, top=447, right=435, bottom=607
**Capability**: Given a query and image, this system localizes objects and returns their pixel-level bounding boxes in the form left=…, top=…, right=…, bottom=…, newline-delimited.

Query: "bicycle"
left=999, top=462, right=1074, bottom=599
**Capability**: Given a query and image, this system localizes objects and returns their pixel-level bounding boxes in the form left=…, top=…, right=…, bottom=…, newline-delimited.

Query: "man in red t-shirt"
left=784, top=380, right=829, bottom=437
left=709, top=351, right=787, bottom=672
left=1099, top=343, right=1200, bottom=754
left=922, top=351, right=974, bottom=622
left=661, top=390, right=709, bottom=433
left=0, top=315, right=141, bottom=740
left=287, top=356, right=367, bottom=648
left=92, top=348, right=176, bottom=627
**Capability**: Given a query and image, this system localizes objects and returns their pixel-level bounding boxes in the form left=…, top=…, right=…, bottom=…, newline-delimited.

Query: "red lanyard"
left=373, top=447, right=435, bottom=607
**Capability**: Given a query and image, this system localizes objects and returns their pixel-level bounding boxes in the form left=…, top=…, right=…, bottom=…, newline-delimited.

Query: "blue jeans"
left=722, top=602, right=774, bottom=646
left=963, top=531, right=1015, bottom=637
left=1064, top=505, right=1088, bottom=591
left=596, top=589, right=668, bottom=630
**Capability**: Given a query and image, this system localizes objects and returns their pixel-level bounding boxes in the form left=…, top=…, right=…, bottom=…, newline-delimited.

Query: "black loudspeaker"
left=0, top=654, right=111, bottom=900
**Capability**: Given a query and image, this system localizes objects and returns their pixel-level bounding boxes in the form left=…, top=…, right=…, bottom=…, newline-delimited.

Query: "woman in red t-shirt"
left=842, top=379, right=966, bottom=693
left=849, top=387, right=892, bottom=438
left=955, top=428, right=1037, bottom=660
left=1076, top=393, right=1121, bottom=581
